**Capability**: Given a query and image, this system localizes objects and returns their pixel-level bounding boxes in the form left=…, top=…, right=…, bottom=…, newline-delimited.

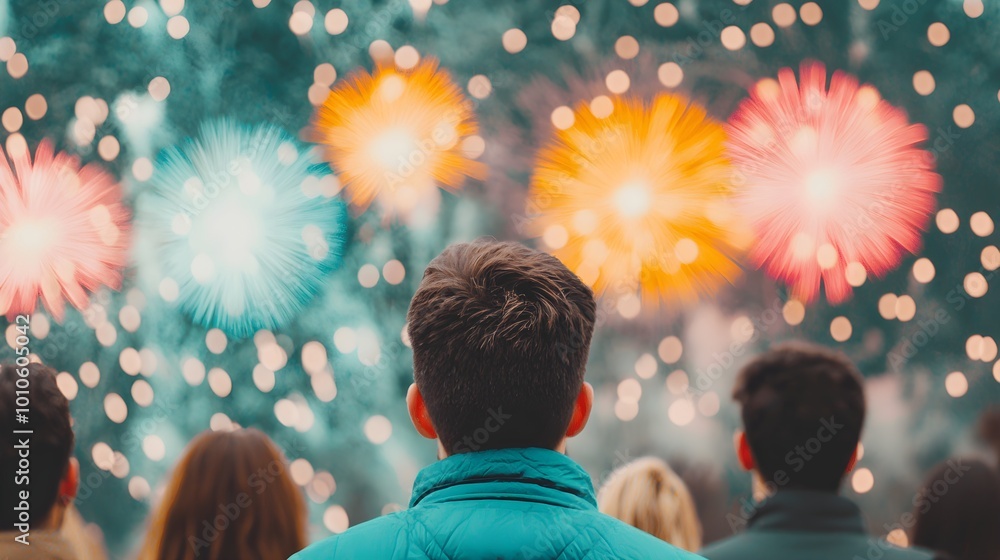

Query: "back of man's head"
left=407, top=239, right=597, bottom=455
left=0, top=362, right=74, bottom=529
left=733, top=342, right=865, bottom=492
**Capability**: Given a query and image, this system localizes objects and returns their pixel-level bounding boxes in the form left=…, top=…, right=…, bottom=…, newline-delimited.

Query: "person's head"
left=732, top=342, right=865, bottom=493
left=0, top=362, right=78, bottom=531
left=138, top=428, right=306, bottom=560
left=598, top=457, right=702, bottom=551
left=910, top=458, right=1000, bottom=560
left=405, top=239, right=597, bottom=456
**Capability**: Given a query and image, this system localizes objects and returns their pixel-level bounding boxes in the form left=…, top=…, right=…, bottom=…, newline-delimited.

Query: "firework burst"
left=138, top=121, right=348, bottom=337
left=527, top=94, right=746, bottom=304
left=310, top=58, right=484, bottom=218
left=727, top=62, right=942, bottom=303
left=0, top=140, right=129, bottom=320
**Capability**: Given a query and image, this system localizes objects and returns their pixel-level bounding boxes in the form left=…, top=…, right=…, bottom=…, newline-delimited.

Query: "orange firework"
left=310, top=58, right=484, bottom=216
left=527, top=94, right=747, bottom=304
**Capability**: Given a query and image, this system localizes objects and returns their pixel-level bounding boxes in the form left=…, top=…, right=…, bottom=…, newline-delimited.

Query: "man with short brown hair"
left=294, top=239, right=701, bottom=559
left=1, top=363, right=80, bottom=559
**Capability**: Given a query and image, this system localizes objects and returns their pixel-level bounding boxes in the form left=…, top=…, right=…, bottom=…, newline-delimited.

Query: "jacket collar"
left=748, top=490, right=867, bottom=534
left=409, top=448, right=597, bottom=510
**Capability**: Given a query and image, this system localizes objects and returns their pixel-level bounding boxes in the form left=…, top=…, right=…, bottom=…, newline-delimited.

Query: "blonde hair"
left=598, top=457, right=702, bottom=551
left=138, top=429, right=307, bottom=560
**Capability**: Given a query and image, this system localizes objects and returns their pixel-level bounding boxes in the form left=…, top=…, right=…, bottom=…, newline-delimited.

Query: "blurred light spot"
left=143, top=435, right=165, bottom=460
left=182, top=357, right=205, bottom=385
left=953, top=104, right=975, bottom=128
left=912, top=71, right=935, bottom=96
left=551, top=106, right=574, bottom=130
left=654, top=2, right=679, bottom=26
left=394, top=45, right=420, bottom=70
left=80, top=362, right=100, bottom=388
left=657, top=62, right=683, bottom=88
left=964, top=0, right=984, bottom=17
left=658, top=336, right=683, bottom=363
left=912, top=258, right=935, bottom=283
left=936, top=209, right=959, bottom=233
left=799, top=2, right=822, bottom=25
left=945, top=371, right=968, bottom=397
left=782, top=300, right=805, bottom=326
left=668, top=399, right=695, bottom=426
left=167, top=15, right=190, bottom=39
left=253, top=364, right=275, bottom=393
left=468, top=75, right=492, bottom=99
left=205, top=328, right=227, bottom=354
left=323, top=505, right=349, bottom=533
left=128, top=6, right=148, bottom=27
left=614, top=399, right=639, bottom=421
left=334, top=327, right=357, bottom=353
left=845, top=262, right=867, bottom=287
left=502, top=28, right=527, bottom=53
left=750, top=23, right=775, bottom=47
left=605, top=70, right=630, bottom=94
left=970, top=211, right=993, bottom=236
left=290, top=458, right=315, bottom=486
left=878, top=294, right=897, bottom=320
left=364, top=415, right=393, bottom=444
left=720, top=26, right=746, bottom=50
left=698, top=392, right=720, bottom=416
left=358, top=264, right=379, bottom=287
left=665, top=369, right=688, bottom=395
left=852, top=468, right=874, bottom=493
left=894, top=295, right=915, bottom=322
left=104, top=393, right=128, bottom=423
left=325, top=9, right=348, bottom=34
left=830, top=316, right=852, bottom=342
left=635, top=353, right=657, bottom=379
left=615, top=36, right=639, bottom=59
left=964, top=272, right=987, bottom=298
left=56, top=372, right=78, bottom=400
left=131, top=379, right=154, bottom=407
left=772, top=3, right=796, bottom=27
left=927, top=22, right=949, bottom=47
left=208, top=367, right=232, bottom=397
left=105, top=0, right=126, bottom=23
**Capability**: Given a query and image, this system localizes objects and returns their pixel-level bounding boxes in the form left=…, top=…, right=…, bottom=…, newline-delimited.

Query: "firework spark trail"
left=727, top=62, right=941, bottom=303
left=0, top=140, right=129, bottom=320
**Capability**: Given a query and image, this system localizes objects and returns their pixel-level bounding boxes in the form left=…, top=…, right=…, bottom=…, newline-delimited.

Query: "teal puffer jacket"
left=291, top=448, right=704, bottom=559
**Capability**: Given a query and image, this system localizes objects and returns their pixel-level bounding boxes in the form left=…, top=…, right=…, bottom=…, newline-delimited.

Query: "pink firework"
left=727, top=62, right=941, bottom=303
left=0, top=139, right=130, bottom=320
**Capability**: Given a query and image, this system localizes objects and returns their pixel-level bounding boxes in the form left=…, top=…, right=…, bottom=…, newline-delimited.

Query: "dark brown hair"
left=733, top=342, right=865, bottom=492
left=138, top=429, right=306, bottom=560
left=407, top=239, right=596, bottom=454
left=0, top=363, right=74, bottom=529
left=910, top=458, right=1000, bottom=560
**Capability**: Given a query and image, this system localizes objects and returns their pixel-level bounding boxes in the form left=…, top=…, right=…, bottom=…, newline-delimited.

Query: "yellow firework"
left=311, top=58, right=484, bottom=216
left=528, top=94, right=747, bottom=304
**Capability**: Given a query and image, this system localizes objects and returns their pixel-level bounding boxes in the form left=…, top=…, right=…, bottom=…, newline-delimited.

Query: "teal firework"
left=138, top=120, right=348, bottom=337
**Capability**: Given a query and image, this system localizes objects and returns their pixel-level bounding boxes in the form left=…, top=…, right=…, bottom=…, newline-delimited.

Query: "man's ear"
left=735, top=431, right=756, bottom=472
left=565, top=382, right=594, bottom=438
left=844, top=444, right=860, bottom=475
left=60, top=457, right=79, bottom=502
left=406, top=384, right=437, bottom=440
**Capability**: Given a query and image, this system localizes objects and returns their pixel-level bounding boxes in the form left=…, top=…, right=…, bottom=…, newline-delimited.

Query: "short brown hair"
left=407, top=239, right=596, bottom=454
left=1, top=363, right=74, bottom=529
left=733, top=342, right=865, bottom=492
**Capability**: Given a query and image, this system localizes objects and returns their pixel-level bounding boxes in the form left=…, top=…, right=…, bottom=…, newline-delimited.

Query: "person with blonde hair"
left=138, top=428, right=306, bottom=560
left=598, top=457, right=703, bottom=551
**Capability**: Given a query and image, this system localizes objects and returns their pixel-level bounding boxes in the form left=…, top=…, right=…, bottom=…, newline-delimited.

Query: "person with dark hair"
left=700, top=342, right=934, bottom=560
left=910, top=458, right=1000, bottom=560
left=0, top=363, right=80, bottom=559
left=293, top=239, right=701, bottom=559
